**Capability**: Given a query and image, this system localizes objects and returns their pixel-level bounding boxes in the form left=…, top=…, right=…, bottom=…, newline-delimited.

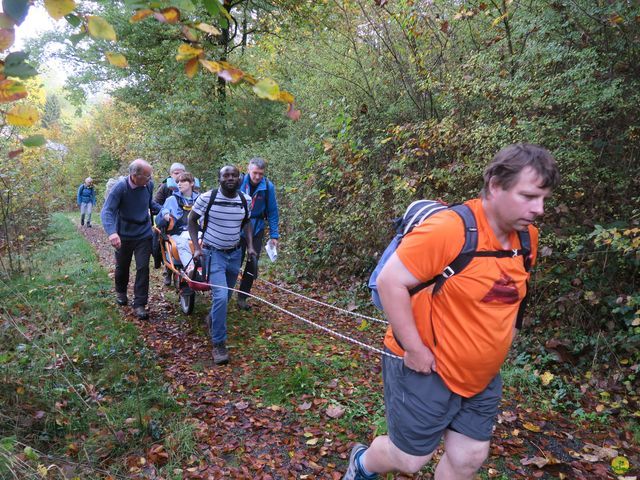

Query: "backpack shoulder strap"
left=263, top=179, right=270, bottom=220
left=239, top=192, right=249, bottom=227
left=408, top=204, right=478, bottom=296
left=431, top=204, right=478, bottom=295
left=514, top=228, right=533, bottom=329
left=202, top=189, right=218, bottom=234
left=517, top=229, right=532, bottom=272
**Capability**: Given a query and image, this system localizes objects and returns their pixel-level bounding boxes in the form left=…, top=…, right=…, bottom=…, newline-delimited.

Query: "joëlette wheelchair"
left=152, top=218, right=209, bottom=314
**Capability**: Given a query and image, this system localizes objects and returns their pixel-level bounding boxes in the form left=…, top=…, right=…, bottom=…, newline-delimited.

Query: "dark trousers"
left=238, top=229, right=264, bottom=300
left=115, top=236, right=152, bottom=307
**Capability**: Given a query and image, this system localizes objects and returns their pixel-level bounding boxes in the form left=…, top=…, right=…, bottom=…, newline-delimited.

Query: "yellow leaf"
left=130, top=9, right=153, bottom=23
left=16, top=386, right=25, bottom=395
left=175, top=44, right=203, bottom=61
left=7, top=104, right=39, bottom=126
left=522, top=422, right=541, bottom=432
left=609, top=13, right=623, bottom=25
left=87, top=16, right=117, bottom=41
left=595, top=404, right=605, bottom=413
left=0, top=28, right=14, bottom=51
left=105, top=52, right=128, bottom=68
left=611, top=456, right=629, bottom=474
left=199, top=59, right=221, bottom=73
left=253, top=78, right=280, bottom=100
left=185, top=58, right=198, bottom=78
left=539, top=371, right=554, bottom=386
left=279, top=91, right=294, bottom=103
left=492, top=12, right=508, bottom=27
left=305, top=437, right=319, bottom=445
left=195, top=22, right=221, bottom=35
left=357, top=319, right=369, bottom=331
left=0, top=79, right=27, bottom=102
left=160, top=7, right=180, bottom=24
left=37, top=463, right=48, bottom=477
left=44, top=0, right=76, bottom=21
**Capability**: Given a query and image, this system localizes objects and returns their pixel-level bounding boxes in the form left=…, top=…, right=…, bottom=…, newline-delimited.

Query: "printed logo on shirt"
left=481, top=268, right=519, bottom=304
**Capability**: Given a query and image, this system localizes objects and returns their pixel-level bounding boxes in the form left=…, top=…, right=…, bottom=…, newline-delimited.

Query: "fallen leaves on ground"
left=80, top=223, right=639, bottom=479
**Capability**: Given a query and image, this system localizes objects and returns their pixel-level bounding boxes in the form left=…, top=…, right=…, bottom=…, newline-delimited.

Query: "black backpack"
left=368, top=200, right=532, bottom=329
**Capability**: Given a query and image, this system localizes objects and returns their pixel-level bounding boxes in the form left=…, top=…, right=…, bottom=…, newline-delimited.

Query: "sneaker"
left=134, top=306, right=149, bottom=320
left=237, top=297, right=250, bottom=311
left=116, top=292, right=128, bottom=306
left=87, top=223, right=92, bottom=228
left=212, top=342, right=229, bottom=365
left=343, top=443, right=376, bottom=480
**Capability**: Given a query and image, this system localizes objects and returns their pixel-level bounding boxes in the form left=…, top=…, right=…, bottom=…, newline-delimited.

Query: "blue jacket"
left=239, top=175, right=279, bottom=238
left=155, top=190, right=199, bottom=235
left=77, top=184, right=96, bottom=205
left=101, top=178, right=162, bottom=239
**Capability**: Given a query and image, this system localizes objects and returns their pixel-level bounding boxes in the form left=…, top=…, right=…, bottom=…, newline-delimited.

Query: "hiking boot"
left=343, top=443, right=376, bottom=480
left=237, top=297, right=250, bottom=311
left=134, top=306, right=149, bottom=320
left=87, top=223, right=92, bottom=228
left=212, top=342, right=229, bottom=365
left=116, top=292, right=128, bottom=306
left=163, top=269, right=172, bottom=286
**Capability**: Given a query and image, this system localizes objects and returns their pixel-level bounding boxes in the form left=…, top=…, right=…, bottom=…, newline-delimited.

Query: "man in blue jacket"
left=237, top=157, right=280, bottom=310
left=101, top=159, right=162, bottom=319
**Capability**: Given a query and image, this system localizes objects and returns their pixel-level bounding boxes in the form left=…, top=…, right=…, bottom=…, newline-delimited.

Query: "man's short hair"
left=177, top=172, right=194, bottom=183
left=248, top=157, right=266, bottom=170
left=482, top=143, right=560, bottom=195
left=170, top=162, right=186, bottom=173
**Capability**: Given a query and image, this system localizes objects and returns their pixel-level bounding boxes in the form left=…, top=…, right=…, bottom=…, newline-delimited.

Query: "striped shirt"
left=192, top=189, right=251, bottom=249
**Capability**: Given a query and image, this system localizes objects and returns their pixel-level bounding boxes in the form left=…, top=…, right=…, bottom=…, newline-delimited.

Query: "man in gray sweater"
left=101, top=159, right=162, bottom=319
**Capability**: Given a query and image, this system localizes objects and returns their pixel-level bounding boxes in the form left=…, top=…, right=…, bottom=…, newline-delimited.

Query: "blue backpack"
left=368, top=200, right=532, bottom=328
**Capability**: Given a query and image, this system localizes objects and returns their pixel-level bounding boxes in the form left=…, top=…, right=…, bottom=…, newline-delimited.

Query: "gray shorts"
left=383, top=353, right=502, bottom=456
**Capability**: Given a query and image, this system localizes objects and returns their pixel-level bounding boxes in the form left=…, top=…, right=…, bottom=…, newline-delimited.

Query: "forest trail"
left=79, top=224, right=638, bottom=479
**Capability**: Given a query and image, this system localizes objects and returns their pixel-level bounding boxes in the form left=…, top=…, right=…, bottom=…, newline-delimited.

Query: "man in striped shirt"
left=188, top=165, right=256, bottom=365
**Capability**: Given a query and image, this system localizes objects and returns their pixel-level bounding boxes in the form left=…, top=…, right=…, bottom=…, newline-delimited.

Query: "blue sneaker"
left=343, top=443, right=377, bottom=480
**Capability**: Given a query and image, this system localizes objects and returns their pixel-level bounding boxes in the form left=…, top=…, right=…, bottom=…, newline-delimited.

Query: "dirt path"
left=80, top=223, right=638, bottom=479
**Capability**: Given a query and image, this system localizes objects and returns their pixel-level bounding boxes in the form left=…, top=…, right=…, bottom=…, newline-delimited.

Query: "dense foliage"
left=11, top=0, right=640, bottom=351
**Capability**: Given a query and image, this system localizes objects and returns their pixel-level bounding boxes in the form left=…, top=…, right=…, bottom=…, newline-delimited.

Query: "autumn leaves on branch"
left=0, top=0, right=300, bottom=159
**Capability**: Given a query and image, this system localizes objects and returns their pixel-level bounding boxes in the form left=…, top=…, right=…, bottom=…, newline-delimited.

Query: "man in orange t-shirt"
left=343, top=144, right=560, bottom=480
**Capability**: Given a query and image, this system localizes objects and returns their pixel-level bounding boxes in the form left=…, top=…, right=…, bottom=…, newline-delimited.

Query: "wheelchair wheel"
left=179, top=289, right=195, bottom=314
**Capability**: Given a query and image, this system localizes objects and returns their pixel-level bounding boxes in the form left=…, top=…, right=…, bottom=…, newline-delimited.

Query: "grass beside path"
left=0, top=213, right=194, bottom=479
